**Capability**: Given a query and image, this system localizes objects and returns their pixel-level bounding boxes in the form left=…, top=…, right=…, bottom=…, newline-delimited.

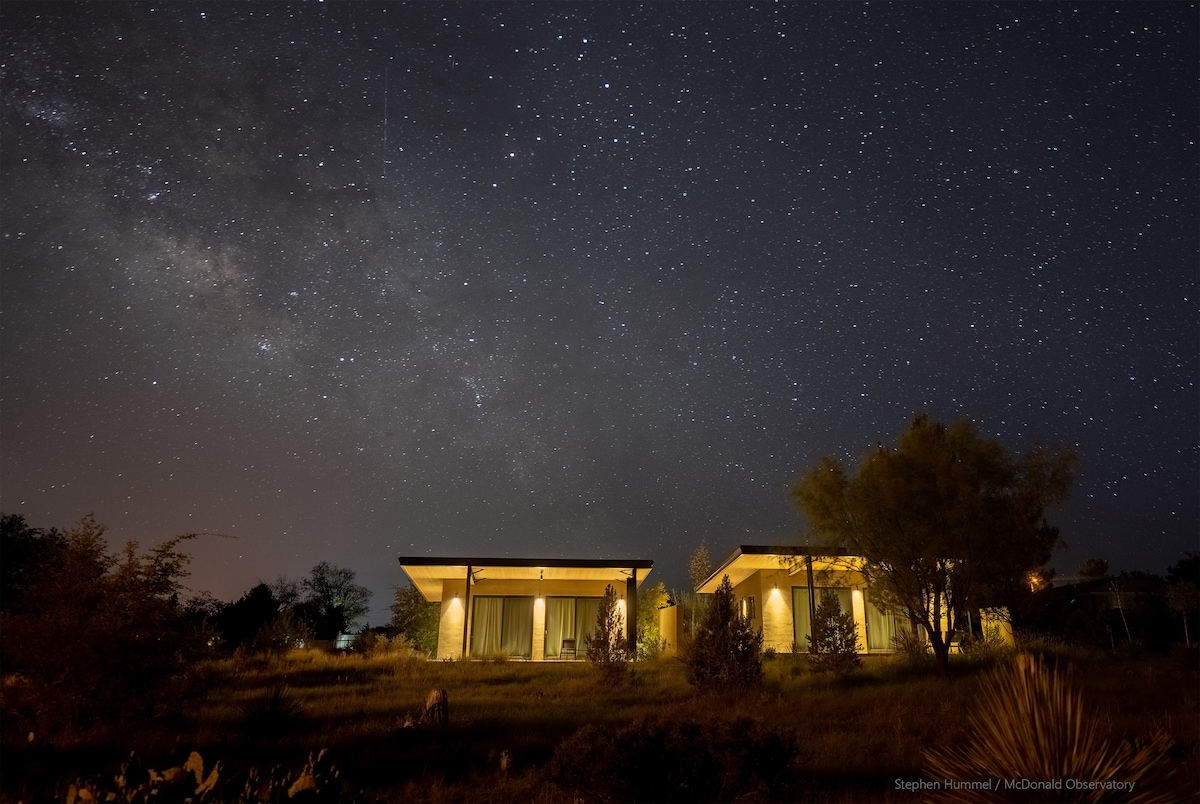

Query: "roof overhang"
left=398, top=556, right=654, bottom=602
left=696, top=545, right=862, bottom=593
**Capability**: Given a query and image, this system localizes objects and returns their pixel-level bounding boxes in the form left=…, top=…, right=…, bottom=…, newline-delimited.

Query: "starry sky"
left=2, top=2, right=1196, bottom=625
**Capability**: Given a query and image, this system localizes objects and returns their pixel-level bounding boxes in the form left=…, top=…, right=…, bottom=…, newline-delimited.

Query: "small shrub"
left=957, top=627, right=1011, bottom=668
left=239, top=685, right=305, bottom=737
left=586, top=584, right=632, bottom=683
left=806, top=590, right=862, bottom=675
left=891, top=626, right=932, bottom=666
left=686, top=575, right=763, bottom=690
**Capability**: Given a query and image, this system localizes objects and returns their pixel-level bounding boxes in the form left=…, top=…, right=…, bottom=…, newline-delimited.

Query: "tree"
left=215, top=582, right=283, bottom=650
left=1165, top=553, right=1200, bottom=646
left=299, top=561, right=372, bottom=639
left=388, top=582, right=440, bottom=654
left=791, top=415, right=1075, bottom=677
left=635, top=580, right=670, bottom=659
left=1, top=513, right=65, bottom=612
left=1076, top=557, right=1109, bottom=579
left=688, top=542, right=712, bottom=590
left=686, top=575, right=763, bottom=690
left=807, top=590, right=862, bottom=675
left=684, top=542, right=713, bottom=634
left=586, top=584, right=631, bottom=681
left=0, top=514, right=209, bottom=745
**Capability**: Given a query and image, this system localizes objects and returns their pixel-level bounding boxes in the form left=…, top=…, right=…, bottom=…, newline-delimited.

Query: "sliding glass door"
left=471, top=596, right=534, bottom=657
left=544, top=596, right=601, bottom=658
left=792, top=587, right=852, bottom=651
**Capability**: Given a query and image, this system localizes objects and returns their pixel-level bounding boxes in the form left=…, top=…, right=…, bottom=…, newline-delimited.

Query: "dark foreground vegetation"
left=3, top=643, right=1197, bottom=802
left=3, top=497, right=1197, bottom=801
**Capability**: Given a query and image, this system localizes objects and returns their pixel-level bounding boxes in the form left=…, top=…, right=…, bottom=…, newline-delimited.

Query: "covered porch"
left=398, top=556, right=654, bottom=661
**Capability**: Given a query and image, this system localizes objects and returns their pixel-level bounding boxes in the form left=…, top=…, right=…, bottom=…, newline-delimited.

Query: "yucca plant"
left=924, top=653, right=1180, bottom=802
left=238, top=684, right=305, bottom=737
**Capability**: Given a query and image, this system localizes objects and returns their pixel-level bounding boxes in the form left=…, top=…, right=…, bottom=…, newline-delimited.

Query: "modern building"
left=694, top=545, right=910, bottom=654
left=397, top=556, right=653, bottom=661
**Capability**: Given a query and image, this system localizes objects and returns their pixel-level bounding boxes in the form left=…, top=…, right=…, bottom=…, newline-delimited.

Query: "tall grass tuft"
left=924, top=653, right=1181, bottom=802
left=239, top=684, right=305, bottom=737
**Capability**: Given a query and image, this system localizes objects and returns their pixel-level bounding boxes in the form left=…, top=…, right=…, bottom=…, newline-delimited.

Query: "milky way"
left=2, top=2, right=1195, bottom=621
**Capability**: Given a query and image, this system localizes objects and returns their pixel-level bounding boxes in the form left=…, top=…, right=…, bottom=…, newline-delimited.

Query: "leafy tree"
left=1166, top=553, right=1200, bottom=587
left=298, top=560, right=372, bottom=639
left=687, top=542, right=712, bottom=590
left=1076, top=557, right=1110, bottom=579
left=586, top=584, right=631, bottom=681
left=215, top=582, right=283, bottom=650
left=635, top=580, right=670, bottom=659
left=791, top=415, right=1075, bottom=677
left=0, top=514, right=209, bottom=746
left=388, top=582, right=440, bottom=654
left=807, top=590, right=862, bottom=675
left=1162, top=555, right=1199, bottom=647
left=686, top=575, right=763, bottom=690
left=685, top=542, right=713, bottom=633
left=1, top=513, right=65, bottom=612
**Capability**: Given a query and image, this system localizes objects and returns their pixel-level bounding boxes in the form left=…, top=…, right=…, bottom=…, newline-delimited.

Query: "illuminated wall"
left=757, top=571, right=795, bottom=652
left=437, top=578, right=467, bottom=660
left=532, top=596, right=546, bottom=661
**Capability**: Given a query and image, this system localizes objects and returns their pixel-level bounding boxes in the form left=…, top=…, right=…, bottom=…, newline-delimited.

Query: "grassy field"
left=6, top=646, right=1198, bottom=802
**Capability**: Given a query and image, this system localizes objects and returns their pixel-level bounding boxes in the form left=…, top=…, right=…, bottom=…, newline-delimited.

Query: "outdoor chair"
left=560, top=638, right=577, bottom=659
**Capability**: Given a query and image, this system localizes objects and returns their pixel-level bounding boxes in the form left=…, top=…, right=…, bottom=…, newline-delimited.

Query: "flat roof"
left=696, top=545, right=860, bottom=593
left=398, top=556, right=654, bottom=602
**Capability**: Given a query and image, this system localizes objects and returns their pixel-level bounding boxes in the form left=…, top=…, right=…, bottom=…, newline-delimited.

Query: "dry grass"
left=3, top=648, right=1196, bottom=802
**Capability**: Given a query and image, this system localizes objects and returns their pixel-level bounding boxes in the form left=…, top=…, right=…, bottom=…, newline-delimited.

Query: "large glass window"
left=792, top=587, right=852, bottom=652
left=544, top=596, right=601, bottom=658
left=471, top=596, right=534, bottom=657
left=864, top=594, right=907, bottom=651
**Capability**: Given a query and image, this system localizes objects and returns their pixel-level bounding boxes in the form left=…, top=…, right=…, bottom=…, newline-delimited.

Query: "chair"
left=560, top=638, right=577, bottom=660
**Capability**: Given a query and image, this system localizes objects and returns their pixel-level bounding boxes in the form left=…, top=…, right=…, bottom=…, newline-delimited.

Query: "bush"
left=239, top=685, right=305, bottom=737
left=0, top=515, right=211, bottom=747
left=891, top=627, right=933, bottom=667
left=586, top=584, right=631, bottom=682
left=685, top=575, right=763, bottom=690
left=806, top=589, right=862, bottom=675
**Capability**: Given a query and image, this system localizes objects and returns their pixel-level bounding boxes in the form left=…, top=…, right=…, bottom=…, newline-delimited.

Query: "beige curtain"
left=471, top=597, right=504, bottom=656
left=865, top=593, right=898, bottom=651
left=544, top=597, right=575, bottom=658
left=502, top=597, right=534, bottom=657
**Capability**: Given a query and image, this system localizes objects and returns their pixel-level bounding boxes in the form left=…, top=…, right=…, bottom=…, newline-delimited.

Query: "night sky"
left=2, top=2, right=1196, bottom=625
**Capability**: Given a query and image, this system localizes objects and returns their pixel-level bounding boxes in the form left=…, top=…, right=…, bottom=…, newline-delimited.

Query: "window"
left=471, top=596, right=534, bottom=657
left=864, top=593, right=907, bottom=651
left=544, top=596, right=601, bottom=658
left=739, top=595, right=757, bottom=621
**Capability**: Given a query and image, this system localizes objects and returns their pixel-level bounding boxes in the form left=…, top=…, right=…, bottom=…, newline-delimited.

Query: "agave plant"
left=238, top=684, right=305, bottom=736
left=924, top=654, right=1179, bottom=802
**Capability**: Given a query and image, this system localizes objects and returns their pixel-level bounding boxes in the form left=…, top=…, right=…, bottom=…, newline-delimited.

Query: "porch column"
left=626, top=569, right=638, bottom=657
left=805, top=555, right=816, bottom=635
left=461, top=565, right=472, bottom=658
